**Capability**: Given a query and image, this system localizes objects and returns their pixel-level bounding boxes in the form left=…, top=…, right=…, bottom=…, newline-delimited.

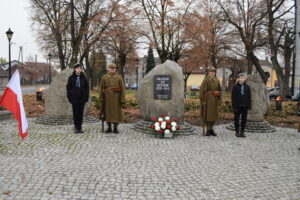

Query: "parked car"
left=190, top=85, right=200, bottom=91
left=268, top=87, right=280, bottom=101
left=130, top=83, right=138, bottom=90
left=266, top=87, right=273, bottom=92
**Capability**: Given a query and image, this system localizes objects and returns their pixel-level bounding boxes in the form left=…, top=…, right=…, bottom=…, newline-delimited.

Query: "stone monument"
left=134, top=60, right=194, bottom=134
left=227, top=74, right=276, bottom=133
left=36, top=68, right=98, bottom=125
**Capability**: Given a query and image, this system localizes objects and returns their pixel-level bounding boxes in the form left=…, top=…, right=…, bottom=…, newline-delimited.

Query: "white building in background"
left=294, top=0, right=300, bottom=97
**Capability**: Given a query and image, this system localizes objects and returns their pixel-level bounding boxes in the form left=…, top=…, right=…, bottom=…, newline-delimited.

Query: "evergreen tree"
left=146, top=46, right=155, bottom=74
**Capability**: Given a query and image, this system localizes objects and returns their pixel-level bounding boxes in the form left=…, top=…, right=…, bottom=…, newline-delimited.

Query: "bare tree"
left=30, top=0, right=120, bottom=70
left=266, top=0, right=294, bottom=99
left=30, top=0, right=70, bottom=70
left=216, top=0, right=269, bottom=83
left=104, top=3, right=140, bottom=80
left=187, top=0, right=233, bottom=69
left=136, top=0, right=194, bottom=63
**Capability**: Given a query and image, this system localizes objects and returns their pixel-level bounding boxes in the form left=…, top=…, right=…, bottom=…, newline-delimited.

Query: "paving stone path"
left=0, top=118, right=299, bottom=200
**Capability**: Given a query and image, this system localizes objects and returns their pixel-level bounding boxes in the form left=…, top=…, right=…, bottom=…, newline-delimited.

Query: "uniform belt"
left=105, top=87, right=122, bottom=92
left=206, top=91, right=221, bottom=97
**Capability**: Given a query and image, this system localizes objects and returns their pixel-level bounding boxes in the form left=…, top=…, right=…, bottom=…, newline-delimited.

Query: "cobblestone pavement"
left=0, top=118, right=299, bottom=200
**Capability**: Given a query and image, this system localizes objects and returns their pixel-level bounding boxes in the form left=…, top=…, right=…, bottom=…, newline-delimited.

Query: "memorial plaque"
left=153, top=75, right=172, bottom=99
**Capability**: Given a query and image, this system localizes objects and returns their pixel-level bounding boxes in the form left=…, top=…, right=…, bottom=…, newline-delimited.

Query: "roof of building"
left=0, top=67, right=8, bottom=77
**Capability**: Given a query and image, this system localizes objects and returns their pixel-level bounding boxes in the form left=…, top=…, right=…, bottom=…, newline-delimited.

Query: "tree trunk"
left=55, top=32, right=66, bottom=70
left=246, top=53, right=253, bottom=74
left=184, top=76, right=187, bottom=94
left=118, top=54, right=127, bottom=81
left=270, top=56, right=289, bottom=100
left=249, top=52, right=268, bottom=84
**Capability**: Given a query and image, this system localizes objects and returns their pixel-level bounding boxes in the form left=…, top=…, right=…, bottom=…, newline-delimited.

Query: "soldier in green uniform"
left=200, top=67, right=221, bottom=136
left=99, top=63, right=125, bottom=134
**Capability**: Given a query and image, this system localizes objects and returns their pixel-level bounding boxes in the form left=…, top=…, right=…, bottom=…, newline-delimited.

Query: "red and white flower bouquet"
left=150, top=114, right=180, bottom=138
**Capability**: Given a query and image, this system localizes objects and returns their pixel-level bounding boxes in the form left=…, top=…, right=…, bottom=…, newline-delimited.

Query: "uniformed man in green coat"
left=99, top=63, right=125, bottom=134
left=200, top=67, right=221, bottom=136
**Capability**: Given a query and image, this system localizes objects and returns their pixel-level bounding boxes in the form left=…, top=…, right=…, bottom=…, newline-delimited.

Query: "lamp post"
left=6, top=28, right=14, bottom=80
left=48, top=53, right=52, bottom=84
left=135, top=58, right=139, bottom=86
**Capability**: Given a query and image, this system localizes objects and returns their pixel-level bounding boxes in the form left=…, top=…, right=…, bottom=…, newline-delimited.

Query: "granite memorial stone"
left=137, top=60, right=184, bottom=124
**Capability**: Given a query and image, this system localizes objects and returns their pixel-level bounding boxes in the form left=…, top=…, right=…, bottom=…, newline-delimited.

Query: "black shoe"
left=240, top=131, right=246, bottom=138
left=205, top=130, right=212, bottom=136
left=235, top=131, right=241, bottom=137
left=74, top=128, right=80, bottom=134
left=105, top=127, right=112, bottom=133
left=79, top=129, right=84, bottom=133
left=113, top=128, right=119, bottom=134
left=210, top=130, right=217, bottom=136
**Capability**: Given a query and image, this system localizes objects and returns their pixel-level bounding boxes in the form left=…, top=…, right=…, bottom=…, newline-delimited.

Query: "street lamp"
left=6, top=28, right=13, bottom=80
left=48, top=53, right=52, bottom=84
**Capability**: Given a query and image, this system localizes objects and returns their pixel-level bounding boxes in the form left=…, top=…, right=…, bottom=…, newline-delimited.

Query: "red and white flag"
left=0, top=70, right=28, bottom=140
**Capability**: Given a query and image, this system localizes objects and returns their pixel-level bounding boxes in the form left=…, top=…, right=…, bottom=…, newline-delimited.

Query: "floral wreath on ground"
left=150, top=114, right=181, bottom=138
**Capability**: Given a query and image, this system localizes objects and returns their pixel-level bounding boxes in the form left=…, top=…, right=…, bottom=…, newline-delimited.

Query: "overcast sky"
left=0, top=0, right=45, bottom=63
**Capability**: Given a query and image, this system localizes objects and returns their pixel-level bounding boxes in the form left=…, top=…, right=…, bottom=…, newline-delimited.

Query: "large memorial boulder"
left=247, top=74, right=269, bottom=121
left=45, top=68, right=91, bottom=117
left=137, top=60, right=184, bottom=124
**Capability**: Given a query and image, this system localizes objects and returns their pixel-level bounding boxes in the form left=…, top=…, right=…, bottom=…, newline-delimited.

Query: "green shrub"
left=266, top=102, right=297, bottom=117
left=91, top=96, right=101, bottom=110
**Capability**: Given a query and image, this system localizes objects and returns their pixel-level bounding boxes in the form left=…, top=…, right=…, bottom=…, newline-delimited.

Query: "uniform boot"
left=106, top=122, right=112, bottom=133
left=113, top=123, right=119, bottom=134
left=206, top=122, right=216, bottom=136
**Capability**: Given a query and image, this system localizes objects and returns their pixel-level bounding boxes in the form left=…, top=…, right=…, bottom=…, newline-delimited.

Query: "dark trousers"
left=234, top=107, right=248, bottom=132
left=72, top=102, right=85, bottom=130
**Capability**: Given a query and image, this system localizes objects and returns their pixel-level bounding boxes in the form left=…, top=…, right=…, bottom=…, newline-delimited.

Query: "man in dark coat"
left=231, top=72, right=251, bottom=138
left=67, top=63, right=89, bottom=133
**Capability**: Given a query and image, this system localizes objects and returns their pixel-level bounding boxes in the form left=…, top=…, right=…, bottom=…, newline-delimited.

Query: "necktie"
left=241, top=84, right=244, bottom=95
left=76, top=75, right=80, bottom=88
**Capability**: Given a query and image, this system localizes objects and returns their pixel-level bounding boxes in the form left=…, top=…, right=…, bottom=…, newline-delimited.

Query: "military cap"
left=108, top=63, right=117, bottom=68
left=73, top=63, right=82, bottom=69
left=237, top=72, right=247, bottom=78
left=207, top=67, right=216, bottom=72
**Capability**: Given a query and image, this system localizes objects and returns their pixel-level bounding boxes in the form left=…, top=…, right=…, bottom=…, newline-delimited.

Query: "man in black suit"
left=231, top=73, right=251, bottom=138
left=67, top=63, right=89, bottom=133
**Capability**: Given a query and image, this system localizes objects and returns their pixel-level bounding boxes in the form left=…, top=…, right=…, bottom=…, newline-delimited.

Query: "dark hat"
left=237, top=72, right=247, bottom=78
left=108, top=63, right=117, bottom=68
left=207, top=67, right=216, bottom=72
left=73, top=63, right=82, bottom=69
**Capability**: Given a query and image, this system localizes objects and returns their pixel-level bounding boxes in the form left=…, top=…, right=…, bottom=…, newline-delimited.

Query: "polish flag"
left=0, top=70, right=28, bottom=140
